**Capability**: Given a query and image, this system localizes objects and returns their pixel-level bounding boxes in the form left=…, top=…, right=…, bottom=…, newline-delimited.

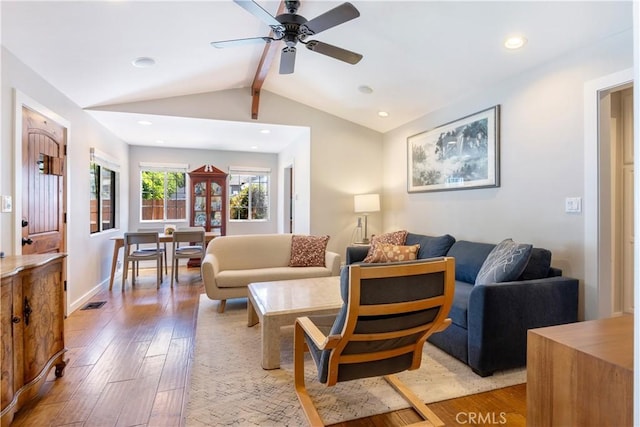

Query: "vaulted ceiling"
left=1, top=1, right=633, bottom=152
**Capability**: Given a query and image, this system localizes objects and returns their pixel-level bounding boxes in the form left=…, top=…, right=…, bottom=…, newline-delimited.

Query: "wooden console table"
left=527, top=315, right=633, bottom=427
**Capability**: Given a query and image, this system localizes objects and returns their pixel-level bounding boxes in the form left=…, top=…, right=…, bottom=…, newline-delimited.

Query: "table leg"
left=109, top=240, right=123, bottom=291
left=261, top=316, right=281, bottom=370
left=247, top=298, right=259, bottom=327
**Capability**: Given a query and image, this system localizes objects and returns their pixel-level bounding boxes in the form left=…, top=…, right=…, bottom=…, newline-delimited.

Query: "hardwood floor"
left=10, top=268, right=526, bottom=427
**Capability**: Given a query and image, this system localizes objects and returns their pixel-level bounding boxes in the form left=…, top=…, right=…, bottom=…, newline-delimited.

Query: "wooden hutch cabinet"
left=188, top=165, right=228, bottom=236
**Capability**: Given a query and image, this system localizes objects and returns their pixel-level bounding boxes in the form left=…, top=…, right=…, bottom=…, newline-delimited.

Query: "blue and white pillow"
left=475, top=238, right=533, bottom=285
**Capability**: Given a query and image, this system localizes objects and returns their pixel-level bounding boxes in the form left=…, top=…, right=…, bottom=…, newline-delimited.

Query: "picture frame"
left=407, top=105, right=500, bottom=193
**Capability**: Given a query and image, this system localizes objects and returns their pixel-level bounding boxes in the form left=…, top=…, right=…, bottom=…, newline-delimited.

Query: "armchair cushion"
left=475, top=239, right=532, bottom=285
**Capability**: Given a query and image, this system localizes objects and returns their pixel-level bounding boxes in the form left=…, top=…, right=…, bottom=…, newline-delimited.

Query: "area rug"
left=185, top=295, right=526, bottom=426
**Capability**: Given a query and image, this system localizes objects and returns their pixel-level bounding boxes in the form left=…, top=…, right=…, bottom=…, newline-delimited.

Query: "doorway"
left=605, top=86, right=634, bottom=314
left=584, top=69, right=634, bottom=319
left=21, top=106, right=67, bottom=255
left=283, top=165, right=294, bottom=233
left=14, top=90, right=69, bottom=312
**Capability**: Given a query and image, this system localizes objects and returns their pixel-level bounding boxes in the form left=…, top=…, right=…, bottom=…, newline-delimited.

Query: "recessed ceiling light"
left=251, top=145, right=259, bottom=150
left=137, top=120, right=153, bottom=126
left=132, top=57, right=156, bottom=68
left=358, top=85, right=373, bottom=94
left=378, top=111, right=389, bottom=118
left=260, top=129, right=271, bottom=134
left=504, top=35, right=527, bottom=50
left=155, top=140, right=165, bottom=144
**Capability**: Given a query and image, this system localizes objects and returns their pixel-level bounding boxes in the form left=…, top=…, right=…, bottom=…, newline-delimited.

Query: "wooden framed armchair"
left=294, top=257, right=455, bottom=427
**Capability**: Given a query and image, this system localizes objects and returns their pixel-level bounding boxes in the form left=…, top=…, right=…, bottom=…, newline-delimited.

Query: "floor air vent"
left=81, top=301, right=106, bottom=310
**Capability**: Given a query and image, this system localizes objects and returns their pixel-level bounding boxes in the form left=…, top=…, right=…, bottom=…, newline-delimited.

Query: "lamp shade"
left=354, top=194, right=380, bottom=213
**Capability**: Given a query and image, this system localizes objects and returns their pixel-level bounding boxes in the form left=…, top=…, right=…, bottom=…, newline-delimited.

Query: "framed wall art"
left=407, top=105, right=500, bottom=193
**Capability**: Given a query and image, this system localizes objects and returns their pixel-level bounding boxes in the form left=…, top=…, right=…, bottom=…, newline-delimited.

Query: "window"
left=229, top=168, right=270, bottom=221
left=90, top=148, right=119, bottom=234
left=139, top=163, right=187, bottom=222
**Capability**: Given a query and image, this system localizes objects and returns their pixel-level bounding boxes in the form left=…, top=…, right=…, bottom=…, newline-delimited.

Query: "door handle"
left=21, top=219, right=28, bottom=228
left=22, top=237, right=33, bottom=246
left=24, top=297, right=32, bottom=326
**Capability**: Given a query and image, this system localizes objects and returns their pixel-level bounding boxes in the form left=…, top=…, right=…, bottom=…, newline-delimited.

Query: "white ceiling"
left=1, top=1, right=633, bottom=152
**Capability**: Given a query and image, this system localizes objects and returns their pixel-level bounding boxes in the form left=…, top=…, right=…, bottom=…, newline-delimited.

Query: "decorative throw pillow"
left=289, top=235, right=330, bottom=267
left=362, top=230, right=408, bottom=263
left=475, top=238, right=533, bottom=285
left=365, top=243, right=420, bottom=263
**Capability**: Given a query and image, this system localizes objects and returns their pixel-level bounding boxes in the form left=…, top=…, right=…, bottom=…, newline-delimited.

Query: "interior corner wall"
left=1, top=47, right=130, bottom=313
left=381, top=30, right=633, bottom=321
left=128, top=145, right=279, bottom=235
left=92, top=89, right=384, bottom=255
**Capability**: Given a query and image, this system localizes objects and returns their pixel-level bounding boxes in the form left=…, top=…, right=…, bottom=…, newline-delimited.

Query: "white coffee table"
left=247, top=276, right=342, bottom=370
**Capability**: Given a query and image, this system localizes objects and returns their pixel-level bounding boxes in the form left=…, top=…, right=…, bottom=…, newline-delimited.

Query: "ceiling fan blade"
left=211, top=37, right=274, bottom=49
left=301, top=2, right=360, bottom=36
left=279, top=47, right=296, bottom=74
left=305, top=40, right=362, bottom=65
left=233, top=0, right=282, bottom=29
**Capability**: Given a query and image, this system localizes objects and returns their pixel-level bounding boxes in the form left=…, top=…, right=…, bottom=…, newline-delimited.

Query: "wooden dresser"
left=527, top=315, right=633, bottom=427
left=1, top=254, right=67, bottom=426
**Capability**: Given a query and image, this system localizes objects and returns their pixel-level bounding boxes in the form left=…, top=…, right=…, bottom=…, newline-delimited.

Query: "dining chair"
left=135, top=228, right=168, bottom=277
left=171, top=228, right=206, bottom=288
left=122, top=231, right=162, bottom=290
left=294, top=257, right=455, bottom=426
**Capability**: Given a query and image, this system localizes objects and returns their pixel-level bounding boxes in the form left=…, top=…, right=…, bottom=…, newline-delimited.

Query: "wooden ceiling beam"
left=251, top=0, right=286, bottom=120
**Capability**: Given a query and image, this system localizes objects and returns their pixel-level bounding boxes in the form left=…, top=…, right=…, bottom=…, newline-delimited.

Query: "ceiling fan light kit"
left=213, top=0, right=363, bottom=74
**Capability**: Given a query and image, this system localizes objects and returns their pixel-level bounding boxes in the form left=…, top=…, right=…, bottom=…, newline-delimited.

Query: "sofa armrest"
left=201, top=253, right=220, bottom=296
left=345, top=246, right=369, bottom=265
left=325, top=251, right=341, bottom=275
left=466, top=276, right=579, bottom=375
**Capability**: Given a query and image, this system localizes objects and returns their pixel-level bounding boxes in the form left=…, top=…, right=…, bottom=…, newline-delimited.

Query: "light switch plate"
left=565, top=197, right=582, bottom=213
left=1, top=195, right=12, bottom=213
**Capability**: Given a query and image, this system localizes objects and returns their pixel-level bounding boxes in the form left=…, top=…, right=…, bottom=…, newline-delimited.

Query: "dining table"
left=108, top=231, right=218, bottom=290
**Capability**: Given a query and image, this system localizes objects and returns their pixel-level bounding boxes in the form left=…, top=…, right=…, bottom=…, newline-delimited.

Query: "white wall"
left=382, top=30, right=633, bottom=320
left=128, top=145, right=279, bottom=235
left=1, top=47, right=130, bottom=312
left=91, top=89, right=384, bottom=255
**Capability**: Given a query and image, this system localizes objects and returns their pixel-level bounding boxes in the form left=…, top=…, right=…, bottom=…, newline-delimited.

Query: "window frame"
left=228, top=167, right=271, bottom=222
left=89, top=148, right=119, bottom=234
left=139, top=162, right=188, bottom=223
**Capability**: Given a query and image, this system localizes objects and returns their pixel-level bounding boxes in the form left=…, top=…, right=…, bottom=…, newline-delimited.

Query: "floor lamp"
left=354, top=194, right=380, bottom=244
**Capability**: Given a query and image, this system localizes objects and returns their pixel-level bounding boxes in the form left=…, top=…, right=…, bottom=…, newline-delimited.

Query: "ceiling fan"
left=212, top=0, right=363, bottom=74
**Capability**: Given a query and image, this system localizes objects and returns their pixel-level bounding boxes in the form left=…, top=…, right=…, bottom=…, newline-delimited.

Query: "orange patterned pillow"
left=363, top=230, right=408, bottom=263
left=289, top=235, right=330, bottom=267
left=365, top=243, right=420, bottom=263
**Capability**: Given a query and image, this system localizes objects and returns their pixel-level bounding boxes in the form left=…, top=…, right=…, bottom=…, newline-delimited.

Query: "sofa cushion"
left=363, top=230, right=408, bottom=263
left=475, top=239, right=533, bottom=285
left=518, top=247, right=552, bottom=280
left=446, top=240, right=496, bottom=284
left=405, top=233, right=456, bottom=259
left=289, top=235, right=329, bottom=267
left=208, top=234, right=294, bottom=270
left=215, top=266, right=332, bottom=288
left=364, top=243, right=419, bottom=263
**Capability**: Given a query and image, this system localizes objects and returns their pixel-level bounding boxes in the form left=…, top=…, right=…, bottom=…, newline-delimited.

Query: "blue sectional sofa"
left=346, top=232, right=579, bottom=377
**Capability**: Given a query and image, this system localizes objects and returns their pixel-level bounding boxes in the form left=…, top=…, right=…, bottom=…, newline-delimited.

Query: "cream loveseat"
left=202, top=234, right=341, bottom=312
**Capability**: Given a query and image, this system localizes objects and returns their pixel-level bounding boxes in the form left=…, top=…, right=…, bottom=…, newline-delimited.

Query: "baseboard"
left=68, top=281, right=104, bottom=315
